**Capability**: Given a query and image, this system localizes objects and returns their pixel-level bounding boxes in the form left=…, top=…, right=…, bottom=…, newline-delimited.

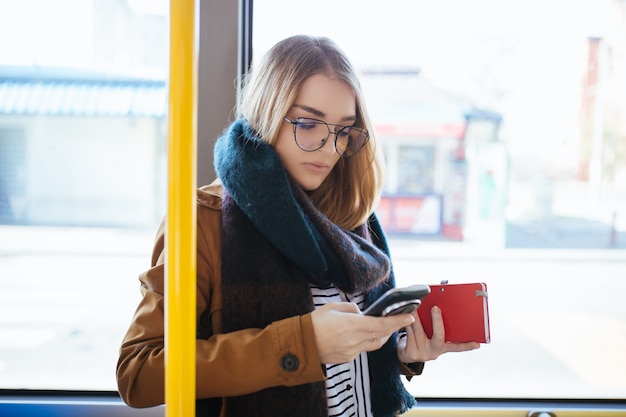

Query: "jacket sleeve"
left=116, top=202, right=326, bottom=408
left=401, top=361, right=425, bottom=379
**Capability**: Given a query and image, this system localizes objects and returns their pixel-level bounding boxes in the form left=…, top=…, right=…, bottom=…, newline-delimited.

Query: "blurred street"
left=389, top=239, right=626, bottom=399
left=0, top=225, right=625, bottom=400
left=506, top=216, right=626, bottom=249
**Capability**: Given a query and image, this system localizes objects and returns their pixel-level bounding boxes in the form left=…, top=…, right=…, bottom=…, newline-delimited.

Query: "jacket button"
left=280, top=354, right=299, bottom=372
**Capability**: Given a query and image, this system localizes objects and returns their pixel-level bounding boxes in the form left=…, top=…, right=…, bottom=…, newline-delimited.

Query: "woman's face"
left=275, top=73, right=356, bottom=191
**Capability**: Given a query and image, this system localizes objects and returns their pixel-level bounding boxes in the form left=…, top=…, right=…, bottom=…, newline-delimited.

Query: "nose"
left=319, top=131, right=338, bottom=154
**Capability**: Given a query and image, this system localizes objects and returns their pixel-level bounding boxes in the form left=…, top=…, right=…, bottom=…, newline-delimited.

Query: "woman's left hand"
left=397, top=306, right=480, bottom=363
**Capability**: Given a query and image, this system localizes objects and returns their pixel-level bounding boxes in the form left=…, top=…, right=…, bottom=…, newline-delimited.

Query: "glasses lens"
left=292, top=118, right=369, bottom=156
left=335, top=126, right=369, bottom=157
left=293, top=118, right=329, bottom=151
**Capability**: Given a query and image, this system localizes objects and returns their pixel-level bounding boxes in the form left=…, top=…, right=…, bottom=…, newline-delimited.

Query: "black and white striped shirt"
left=310, top=284, right=373, bottom=417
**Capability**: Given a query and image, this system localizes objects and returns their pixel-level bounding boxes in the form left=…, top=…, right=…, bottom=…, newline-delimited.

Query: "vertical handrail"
left=166, top=0, right=197, bottom=416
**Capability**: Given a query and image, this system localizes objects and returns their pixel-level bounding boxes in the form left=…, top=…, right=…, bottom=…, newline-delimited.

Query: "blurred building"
left=580, top=1, right=626, bottom=187
left=0, top=0, right=168, bottom=227
left=0, top=67, right=166, bottom=226
left=362, top=70, right=504, bottom=241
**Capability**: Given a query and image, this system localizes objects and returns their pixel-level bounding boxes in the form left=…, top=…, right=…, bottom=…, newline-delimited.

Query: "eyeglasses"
left=283, top=117, right=369, bottom=157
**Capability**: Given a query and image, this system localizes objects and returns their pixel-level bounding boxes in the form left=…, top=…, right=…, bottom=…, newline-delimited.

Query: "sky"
left=253, top=0, right=617, bottom=161
left=0, top=0, right=619, bottom=162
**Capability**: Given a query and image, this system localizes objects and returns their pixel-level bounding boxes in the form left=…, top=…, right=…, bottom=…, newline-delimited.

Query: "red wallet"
left=417, top=282, right=491, bottom=344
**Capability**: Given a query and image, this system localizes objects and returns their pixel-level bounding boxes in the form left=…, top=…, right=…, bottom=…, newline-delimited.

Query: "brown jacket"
left=116, top=181, right=326, bottom=410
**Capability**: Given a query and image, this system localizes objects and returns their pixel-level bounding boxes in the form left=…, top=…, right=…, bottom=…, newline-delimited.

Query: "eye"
left=296, top=118, right=321, bottom=130
left=336, top=128, right=351, bottom=138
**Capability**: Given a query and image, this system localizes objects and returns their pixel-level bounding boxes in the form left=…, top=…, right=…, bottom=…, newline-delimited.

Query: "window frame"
left=1, top=0, right=625, bottom=415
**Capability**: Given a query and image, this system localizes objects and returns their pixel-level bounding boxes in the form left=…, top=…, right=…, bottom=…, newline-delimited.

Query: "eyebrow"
left=293, top=104, right=356, bottom=123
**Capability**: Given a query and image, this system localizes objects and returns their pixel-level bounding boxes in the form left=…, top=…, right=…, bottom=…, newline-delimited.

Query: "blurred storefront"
left=0, top=67, right=167, bottom=227
left=363, top=70, right=505, bottom=241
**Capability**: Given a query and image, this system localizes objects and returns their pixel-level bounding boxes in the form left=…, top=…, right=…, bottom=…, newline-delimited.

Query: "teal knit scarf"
left=212, top=119, right=416, bottom=417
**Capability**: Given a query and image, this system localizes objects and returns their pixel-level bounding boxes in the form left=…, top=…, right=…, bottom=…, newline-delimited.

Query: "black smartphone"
left=363, top=284, right=431, bottom=316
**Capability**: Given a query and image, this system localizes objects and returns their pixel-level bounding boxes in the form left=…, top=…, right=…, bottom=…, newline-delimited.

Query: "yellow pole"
left=166, top=0, right=197, bottom=416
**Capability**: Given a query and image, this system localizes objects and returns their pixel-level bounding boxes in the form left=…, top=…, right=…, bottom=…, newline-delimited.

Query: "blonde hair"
left=239, top=35, right=384, bottom=230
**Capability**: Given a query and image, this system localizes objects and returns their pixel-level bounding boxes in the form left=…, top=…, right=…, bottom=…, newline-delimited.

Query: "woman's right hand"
left=310, top=302, right=414, bottom=364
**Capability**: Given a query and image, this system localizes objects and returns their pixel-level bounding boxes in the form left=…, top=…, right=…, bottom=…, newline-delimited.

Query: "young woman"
left=116, top=35, right=479, bottom=417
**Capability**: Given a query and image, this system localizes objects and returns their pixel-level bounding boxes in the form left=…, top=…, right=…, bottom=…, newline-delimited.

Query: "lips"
left=304, top=161, right=330, bottom=173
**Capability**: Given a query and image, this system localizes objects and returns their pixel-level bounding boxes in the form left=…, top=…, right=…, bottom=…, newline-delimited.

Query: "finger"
left=409, top=309, right=426, bottom=333
left=359, top=327, right=390, bottom=346
left=405, top=315, right=426, bottom=346
left=360, top=313, right=414, bottom=339
left=362, top=313, right=413, bottom=347
left=401, top=322, right=418, bottom=354
left=378, top=313, right=415, bottom=332
left=358, top=329, right=384, bottom=351
left=443, top=342, right=481, bottom=353
left=429, top=306, right=446, bottom=345
left=430, top=306, right=446, bottom=353
left=401, top=319, right=437, bottom=363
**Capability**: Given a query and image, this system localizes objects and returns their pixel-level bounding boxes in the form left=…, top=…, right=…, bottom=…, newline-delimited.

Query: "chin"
left=297, top=180, right=322, bottom=192
left=291, top=172, right=327, bottom=192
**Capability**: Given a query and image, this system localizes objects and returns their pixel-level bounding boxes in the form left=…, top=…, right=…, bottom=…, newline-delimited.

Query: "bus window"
left=254, top=0, right=626, bottom=401
left=1, top=1, right=624, bottom=413
left=0, top=0, right=168, bottom=391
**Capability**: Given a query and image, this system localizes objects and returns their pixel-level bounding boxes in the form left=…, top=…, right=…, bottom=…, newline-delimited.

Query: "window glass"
left=2, top=0, right=624, bottom=400
left=0, top=0, right=168, bottom=390
left=255, top=0, right=626, bottom=399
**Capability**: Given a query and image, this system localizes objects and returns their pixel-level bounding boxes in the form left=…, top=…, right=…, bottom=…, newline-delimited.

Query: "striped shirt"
left=310, top=284, right=373, bottom=417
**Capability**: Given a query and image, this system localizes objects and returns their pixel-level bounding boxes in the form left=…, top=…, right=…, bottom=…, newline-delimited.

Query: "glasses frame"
left=283, top=117, right=369, bottom=157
